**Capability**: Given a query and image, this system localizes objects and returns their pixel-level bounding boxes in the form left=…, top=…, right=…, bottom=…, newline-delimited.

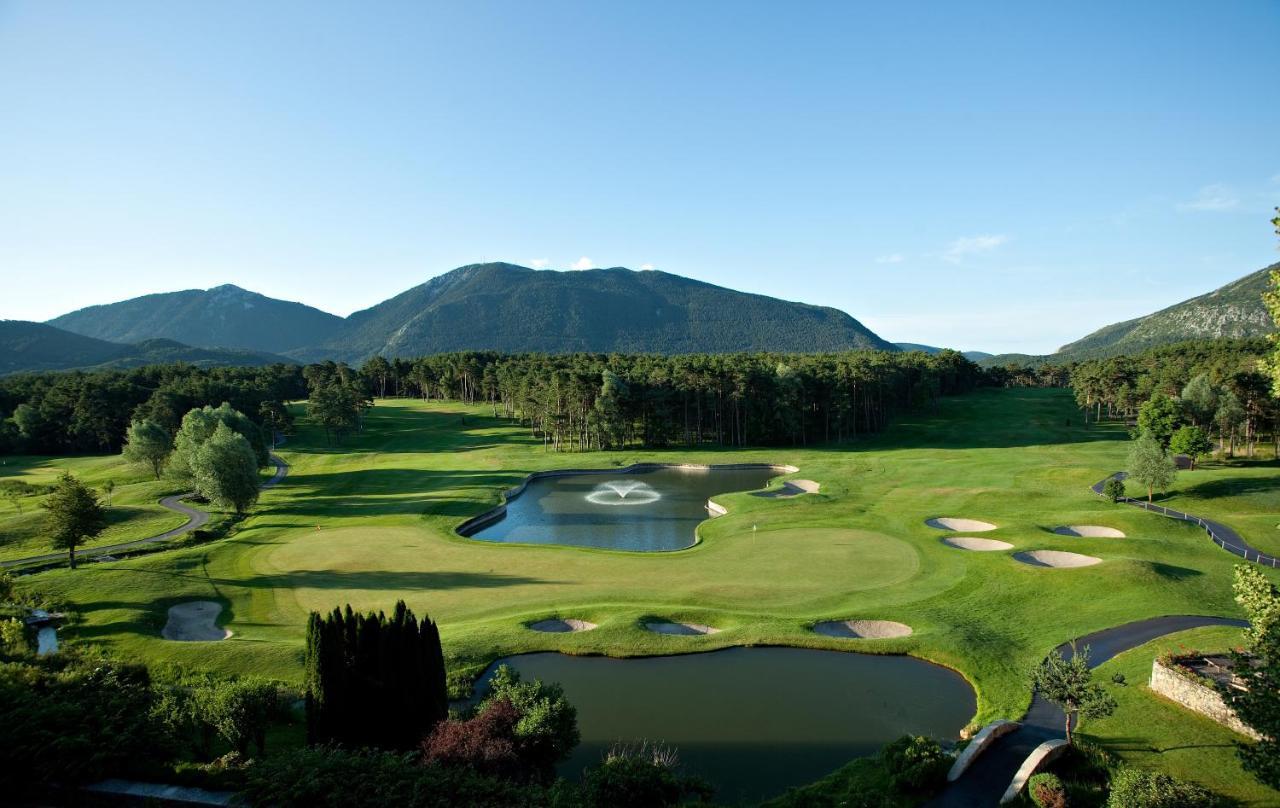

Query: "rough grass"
left=0, top=455, right=187, bottom=561
left=18, top=389, right=1279, bottom=739
left=1083, top=625, right=1279, bottom=807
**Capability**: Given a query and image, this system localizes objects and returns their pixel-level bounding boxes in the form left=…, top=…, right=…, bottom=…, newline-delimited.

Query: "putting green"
left=258, top=525, right=920, bottom=622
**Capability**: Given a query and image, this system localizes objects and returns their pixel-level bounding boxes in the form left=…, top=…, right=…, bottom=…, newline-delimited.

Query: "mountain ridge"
left=46, top=263, right=898, bottom=362
left=979, top=262, right=1277, bottom=367
left=1, top=320, right=292, bottom=375
left=50, top=284, right=343, bottom=353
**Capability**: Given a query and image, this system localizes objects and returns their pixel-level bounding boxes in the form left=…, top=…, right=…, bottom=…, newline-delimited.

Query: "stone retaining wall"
left=1149, top=659, right=1261, bottom=740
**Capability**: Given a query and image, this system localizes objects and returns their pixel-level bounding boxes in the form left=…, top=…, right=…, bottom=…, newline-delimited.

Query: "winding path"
left=1092, top=472, right=1278, bottom=568
left=1, top=452, right=288, bottom=569
left=927, top=615, right=1248, bottom=807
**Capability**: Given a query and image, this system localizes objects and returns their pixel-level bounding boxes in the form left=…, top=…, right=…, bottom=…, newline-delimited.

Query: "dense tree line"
left=304, top=361, right=373, bottom=443
left=1069, top=339, right=1279, bottom=457
left=0, top=363, right=305, bottom=455
left=354, top=350, right=982, bottom=450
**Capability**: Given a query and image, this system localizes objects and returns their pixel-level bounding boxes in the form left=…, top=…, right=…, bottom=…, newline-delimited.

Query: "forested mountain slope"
left=0, top=320, right=292, bottom=375
left=50, top=284, right=343, bottom=353
left=297, top=263, right=897, bottom=361
left=1059, top=263, right=1277, bottom=357
left=981, top=262, right=1278, bottom=367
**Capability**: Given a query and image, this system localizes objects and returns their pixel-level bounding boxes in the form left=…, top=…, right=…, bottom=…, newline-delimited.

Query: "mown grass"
left=1083, top=625, right=1277, bottom=807
left=17, top=388, right=1280, bottom=742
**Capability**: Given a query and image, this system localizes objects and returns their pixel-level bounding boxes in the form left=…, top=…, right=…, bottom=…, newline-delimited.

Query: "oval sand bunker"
left=1053, top=525, right=1126, bottom=538
left=162, top=601, right=231, bottom=641
left=1014, top=550, right=1102, bottom=568
left=814, top=620, right=913, bottom=639
left=926, top=518, right=997, bottom=532
left=942, top=536, right=1014, bottom=552
left=645, top=621, right=721, bottom=636
left=528, top=618, right=598, bottom=633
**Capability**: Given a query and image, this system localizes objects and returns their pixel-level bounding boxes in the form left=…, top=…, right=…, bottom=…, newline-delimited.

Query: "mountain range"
left=3, top=260, right=1275, bottom=375
left=40, top=263, right=896, bottom=367
left=0, top=321, right=289, bottom=375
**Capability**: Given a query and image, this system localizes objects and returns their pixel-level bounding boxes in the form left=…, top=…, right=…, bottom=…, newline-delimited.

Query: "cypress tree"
left=303, top=600, right=447, bottom=749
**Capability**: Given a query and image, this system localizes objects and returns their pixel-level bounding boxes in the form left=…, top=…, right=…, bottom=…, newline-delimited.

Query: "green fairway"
left=1084, top=625, right=1276, bottom=807
left=18, top=388, right=1280, bottom=734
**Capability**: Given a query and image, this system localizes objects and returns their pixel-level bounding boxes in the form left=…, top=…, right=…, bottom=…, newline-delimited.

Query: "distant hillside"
left=298, top=263, right=897, bottom=361
left=50, top=284, right=343, bottom=353
left=981, top=262, right=1278, bottom=367
left=1058, top=263, right=1277, bottom=357
left=895, top=342, right=993, bottom=362
left=0, top=321, right=291, bottom=375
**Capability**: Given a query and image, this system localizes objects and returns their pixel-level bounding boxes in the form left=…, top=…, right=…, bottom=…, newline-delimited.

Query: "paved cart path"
left=2, top=452, right=287, bottom=569
left=927, top=614, right=1247, bottom=807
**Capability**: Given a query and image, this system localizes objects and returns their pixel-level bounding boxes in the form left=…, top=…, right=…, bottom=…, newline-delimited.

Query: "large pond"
left=473, top=647, right=976, bottom=804
left=462, top=466, right=782, bottom=551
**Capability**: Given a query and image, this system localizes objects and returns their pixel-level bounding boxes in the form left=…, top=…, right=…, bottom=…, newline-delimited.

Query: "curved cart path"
left=2, top=453, right=288, bottom=569
left=1092, top=472, right=1278, bottom=568
left=927, top=614, right=1248, bottom=807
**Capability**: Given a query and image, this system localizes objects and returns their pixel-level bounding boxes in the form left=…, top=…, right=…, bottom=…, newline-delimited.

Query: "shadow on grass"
left=1176, top=474, right=1280, bottom=499
left=1146, top=562, right=1204, bottom=581
left=83, top=564, right=560, bottom=592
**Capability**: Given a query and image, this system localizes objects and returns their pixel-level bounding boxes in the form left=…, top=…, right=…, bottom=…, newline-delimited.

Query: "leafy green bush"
left=1029, top=772, right=1066, bottom=808
left=480, top=665, right=579, bottom=778
left=880, top=735, right=950, bottom=794
left=1102, top=477, right=1126, bottom=502
left=1105, top=768, right=1226, bottom=808
left=580, top=744, right=712, bottom=808
left=0, top=654, right=174, bottom=794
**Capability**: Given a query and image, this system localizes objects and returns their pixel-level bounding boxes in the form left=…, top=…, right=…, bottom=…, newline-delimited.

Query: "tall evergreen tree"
left=305, top=601, right=447, bottom=750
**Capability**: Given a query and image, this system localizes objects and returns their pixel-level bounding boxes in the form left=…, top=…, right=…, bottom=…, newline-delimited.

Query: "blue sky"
left=1, top=2, right=1277, bottom=354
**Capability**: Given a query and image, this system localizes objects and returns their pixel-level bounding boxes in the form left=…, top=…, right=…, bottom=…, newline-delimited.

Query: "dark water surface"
left=466, top=466, right=780, bottom=551
left=476, top=647, right=976, bottom=804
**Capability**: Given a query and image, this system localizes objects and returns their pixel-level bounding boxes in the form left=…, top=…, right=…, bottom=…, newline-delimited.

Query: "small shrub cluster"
left=1029, top=772, right=1066, bottom=808
left=881, top=735, right=951, bottom=793
left=580, top=743, right=712, bottom=808
left=1102, top=477, right=1126, bottom=502
left=1104, top=768, right=1227, bottom=808
left=424, top=665, right=578, bottom=783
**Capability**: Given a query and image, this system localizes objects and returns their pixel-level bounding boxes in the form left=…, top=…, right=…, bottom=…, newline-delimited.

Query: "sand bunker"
left=1013, top=550, right=1102, bottom=568
left=528, top=618, right=598, bottom=633
left=942, top=536, right=1014, bottom=552
left=813, top=619, right=913, bottom=639
left=754, top=479, right=821, bottom=498
left=644, top=621, right=721, bottom=636
left=161, top=601, right=231, bottom=641
left=926, top=518, right=998, bottom=532
left=1053, top=525, right=1125, bottom=538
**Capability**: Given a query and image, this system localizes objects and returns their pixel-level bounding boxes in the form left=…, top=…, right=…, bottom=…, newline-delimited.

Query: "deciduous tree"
left=122, top=419, right=172, bottom=479
left=190, top=424, right=260, bottom=514
left=1126, top=433, right=1177, bottom=503
left=42, top=472, right=107, bottom=569
left=1168, top=425, right=1212, bottom=469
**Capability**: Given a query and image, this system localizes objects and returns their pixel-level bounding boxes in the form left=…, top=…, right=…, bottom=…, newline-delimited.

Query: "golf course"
left=10, top=387, right=1274, bottom=729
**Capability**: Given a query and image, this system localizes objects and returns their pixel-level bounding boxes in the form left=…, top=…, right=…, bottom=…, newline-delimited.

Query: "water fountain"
left=584, top=479, right=662, bottom=506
